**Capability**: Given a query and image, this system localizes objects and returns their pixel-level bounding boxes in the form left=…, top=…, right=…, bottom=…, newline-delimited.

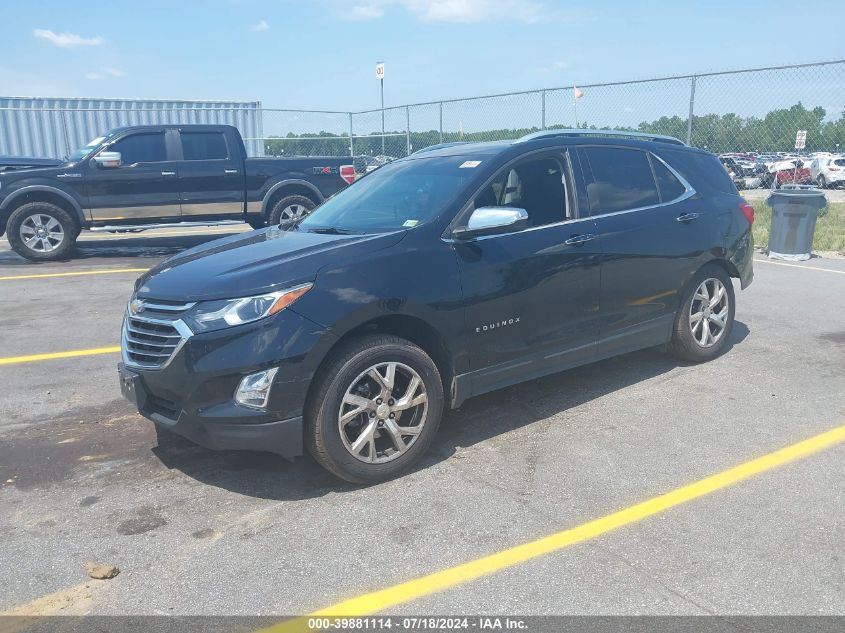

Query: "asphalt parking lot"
left=0, top=226, right=843, bottom=618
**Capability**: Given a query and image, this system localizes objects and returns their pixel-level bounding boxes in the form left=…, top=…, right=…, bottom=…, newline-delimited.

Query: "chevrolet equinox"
left=119, top=130, right=754, bottom=483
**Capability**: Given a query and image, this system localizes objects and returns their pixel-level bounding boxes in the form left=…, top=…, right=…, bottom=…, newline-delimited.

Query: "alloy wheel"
left=280, top=204, right=309, bottom=221
left=338, top=361, right=428, bottom=464
left=689, top=278, right=730, bottom=348
left=19, top=214, right=65, bottom=253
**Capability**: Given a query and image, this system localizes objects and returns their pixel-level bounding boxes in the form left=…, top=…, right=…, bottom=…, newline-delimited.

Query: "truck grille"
left=122, top=299, right=194, bottom=369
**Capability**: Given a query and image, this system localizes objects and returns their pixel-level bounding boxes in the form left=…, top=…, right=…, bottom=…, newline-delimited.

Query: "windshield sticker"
left=459, top=160, right=482, bottom=168
left=402, top=219, right=420, bottom=227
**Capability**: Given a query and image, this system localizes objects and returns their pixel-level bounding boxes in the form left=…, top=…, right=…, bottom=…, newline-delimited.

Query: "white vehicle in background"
left=810, top=155, right=845, bottom=188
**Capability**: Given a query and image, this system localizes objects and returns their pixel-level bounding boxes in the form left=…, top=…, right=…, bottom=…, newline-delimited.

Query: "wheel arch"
left=0, top=186, right=85, bottom=233
left=305, top=313, right=456, bottom=416
left=261, top=180, right=323, bottom=218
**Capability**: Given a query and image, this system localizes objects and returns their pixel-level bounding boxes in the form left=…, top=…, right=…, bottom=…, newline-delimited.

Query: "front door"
left=453, top=152, right=602, bottom=398
left=86, top=130, right=181, bottom=222
left=176, top=129, right=243, bottom=217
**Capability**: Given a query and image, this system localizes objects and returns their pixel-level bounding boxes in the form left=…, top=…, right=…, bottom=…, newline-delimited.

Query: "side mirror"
left=93, top=151, right=122, bottom=168
left=453, top=206, right=529, bottom=240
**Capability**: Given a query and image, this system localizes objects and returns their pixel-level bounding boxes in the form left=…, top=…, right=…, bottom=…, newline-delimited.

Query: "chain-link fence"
left=2, top=60, right=844, bottom=161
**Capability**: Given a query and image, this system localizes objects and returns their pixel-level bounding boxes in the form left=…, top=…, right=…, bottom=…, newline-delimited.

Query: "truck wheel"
left=268, top=195, right=315, bottom=225
left=305, top=335, right=444, bottom=485
left=817, top=175, right=827, bottom=189
left=7, top=202, right=77, bottom=261
left=667, top=264, right=735, bottom=363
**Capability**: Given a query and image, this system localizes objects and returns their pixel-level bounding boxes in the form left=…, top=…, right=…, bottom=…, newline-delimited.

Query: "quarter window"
left=650, top=156, right=687, bottom=202
left=581, top=147, right=659, bottom=215
left=109, top=133, right=167, bottom=164
left=181, top=132, right=229, bottom=160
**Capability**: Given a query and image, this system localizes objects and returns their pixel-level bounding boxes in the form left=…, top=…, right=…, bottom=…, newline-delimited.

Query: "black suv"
left=120, top=130, right=754, bottom=484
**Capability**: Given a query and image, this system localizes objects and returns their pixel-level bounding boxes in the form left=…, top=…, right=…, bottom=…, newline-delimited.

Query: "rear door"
left=454, top=150, right=602, bottom=396
left=176, top=129, right=244, bottom=218
left=576, top=145, right=709, bottom=355
left=86, top=130, right=180, bottom=221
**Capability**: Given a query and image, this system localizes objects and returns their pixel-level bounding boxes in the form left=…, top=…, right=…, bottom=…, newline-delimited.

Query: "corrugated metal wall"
left=0, top=97, right=264, bottom=158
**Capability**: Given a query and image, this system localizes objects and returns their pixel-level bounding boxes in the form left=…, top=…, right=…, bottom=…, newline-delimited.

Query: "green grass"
left=750, top=201, right=845, bottom=254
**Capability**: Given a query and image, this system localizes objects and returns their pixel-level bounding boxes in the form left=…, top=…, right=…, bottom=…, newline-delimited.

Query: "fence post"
left=406, top=106, right=411, bottom=156
left=439, top=102, right=443, bottom=144
left=686, top=75, right=697, bottom=145
left=541, top=89, right=546, bottom=130
left=60, top=110, right=72, bottom=158
left=348, top=112, right=354, bottom=158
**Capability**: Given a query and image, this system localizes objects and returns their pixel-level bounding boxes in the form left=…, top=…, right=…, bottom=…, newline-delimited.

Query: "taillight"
left=739, top=201, right=755, bottom=225
left=339, top=165, right=356, bottom=185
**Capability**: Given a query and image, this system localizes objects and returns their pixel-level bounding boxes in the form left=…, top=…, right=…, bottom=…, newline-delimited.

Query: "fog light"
left=235, top=368, right=279, bottom=410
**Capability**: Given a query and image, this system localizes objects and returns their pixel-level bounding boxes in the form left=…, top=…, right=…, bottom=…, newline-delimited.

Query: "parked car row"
left=719, top=151, right=845, bottom=189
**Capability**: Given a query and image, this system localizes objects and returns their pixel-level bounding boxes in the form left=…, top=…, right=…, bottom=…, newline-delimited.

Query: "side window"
left=650, top=155, right=687, bottom=202
left=472, top=156, right=568, bottom=228
left=581, top=147, right=659, bottom=215
left=181, top=132, right=229, bottom=160
left=110, top=133, right=167, bottom=165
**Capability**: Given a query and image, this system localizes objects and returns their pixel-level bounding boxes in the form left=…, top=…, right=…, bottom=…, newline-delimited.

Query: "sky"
left=1, top=0, right=844, bottom=123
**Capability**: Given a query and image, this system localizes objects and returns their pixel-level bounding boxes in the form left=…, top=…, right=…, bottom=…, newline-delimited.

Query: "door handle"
left=564, top=233, right=596, bottom=245
left=161, top=171, right=176, bottom=177
left=676, top=212, right=700, bottom=223
left=224, top=169, right=239, bottom=175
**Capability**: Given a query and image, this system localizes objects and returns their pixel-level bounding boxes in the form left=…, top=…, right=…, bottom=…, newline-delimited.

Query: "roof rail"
left=515, top=129, right=687, bottom=146
left=412, top=141, right=470, bottom=154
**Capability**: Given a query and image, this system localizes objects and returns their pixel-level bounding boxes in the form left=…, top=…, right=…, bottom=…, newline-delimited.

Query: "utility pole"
left=376, top=61, right=385, bottom=155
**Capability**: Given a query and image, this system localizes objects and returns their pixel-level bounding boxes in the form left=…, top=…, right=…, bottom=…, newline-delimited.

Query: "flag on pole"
left=573, top=86, right=584, bottom=100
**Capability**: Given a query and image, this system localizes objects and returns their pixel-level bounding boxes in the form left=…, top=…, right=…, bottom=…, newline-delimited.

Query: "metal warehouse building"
left=0, top=97, right=264, bottom=159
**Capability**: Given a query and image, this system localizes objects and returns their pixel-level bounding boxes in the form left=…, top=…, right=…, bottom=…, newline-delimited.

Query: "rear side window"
left=581, top=147, right=659, bottom=214
left=110, top=133, right=167, bottom=164
left=658, top=150, right=737, bottom=195
left=181, top=132, right=228, bottom=160
left=650, top=156, right=687, bottom=202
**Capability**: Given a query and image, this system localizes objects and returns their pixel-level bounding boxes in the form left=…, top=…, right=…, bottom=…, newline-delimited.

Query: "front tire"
left=6, top=202, right=77, bottom=261
left=667, top=265, right=735, bottom=363
left=268, top=195, right=316, bottom=225
left=305, top=335, right=444, bottom=484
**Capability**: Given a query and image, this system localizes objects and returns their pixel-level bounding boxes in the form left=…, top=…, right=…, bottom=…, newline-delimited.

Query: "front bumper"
left=120, top=362, right=303, bottom=458
left=119, top=308, right=336, bottom=459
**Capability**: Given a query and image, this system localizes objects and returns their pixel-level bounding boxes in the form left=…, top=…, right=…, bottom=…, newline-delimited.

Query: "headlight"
left=183, top=283, right=312, bottom=333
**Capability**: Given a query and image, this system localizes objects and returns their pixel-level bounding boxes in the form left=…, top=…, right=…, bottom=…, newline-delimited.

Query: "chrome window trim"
left=121, top=312, right=194, bottom=371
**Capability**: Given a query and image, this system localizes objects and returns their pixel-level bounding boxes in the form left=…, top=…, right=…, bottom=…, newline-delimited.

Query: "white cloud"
left=344, top=0, right=543, bottom=23
left=250, top=19, right=270, bottom=32
left=33, top=29, right=104, bottom=48
left=85, top=67, right=126, bottom=80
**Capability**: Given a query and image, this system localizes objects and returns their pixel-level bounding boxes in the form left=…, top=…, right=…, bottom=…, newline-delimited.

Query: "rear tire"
left=667, top=264, right=735, bottom=363
left=305, top=335, right=444, bottom=484
left=817, top=175, right=827, bottom=189
left=6, top=202, right=77, bottom=261
left=268, top=195, right=316, bottom=225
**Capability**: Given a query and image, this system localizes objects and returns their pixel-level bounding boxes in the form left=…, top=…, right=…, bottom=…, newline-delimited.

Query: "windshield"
left=67, top=131, right=118, bottom=162
left=298, top=155, right=481, bottom=233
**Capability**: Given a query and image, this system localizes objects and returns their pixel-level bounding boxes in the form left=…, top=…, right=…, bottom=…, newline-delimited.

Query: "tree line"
left=264, top=103, right=845, bottom=157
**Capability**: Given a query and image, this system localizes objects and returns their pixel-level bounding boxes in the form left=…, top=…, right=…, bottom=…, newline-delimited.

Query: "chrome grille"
left=122, top=298, right=194, bottom=369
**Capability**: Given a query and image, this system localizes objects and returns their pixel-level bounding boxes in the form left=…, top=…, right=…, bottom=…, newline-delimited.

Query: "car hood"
left=135, top=226, right=407, bottom=302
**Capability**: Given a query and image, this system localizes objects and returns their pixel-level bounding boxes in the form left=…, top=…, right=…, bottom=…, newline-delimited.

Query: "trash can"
left=766, top=185, right=827, bottom=261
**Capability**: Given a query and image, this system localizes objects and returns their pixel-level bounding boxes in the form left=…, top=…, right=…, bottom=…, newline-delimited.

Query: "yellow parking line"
left=0, top=268, right=147, bottom=281
left=0, top=346, right=121, bottom=366
left=754, top=258, right=845, bottom=274
left=261, top=424, right=845, bottom=632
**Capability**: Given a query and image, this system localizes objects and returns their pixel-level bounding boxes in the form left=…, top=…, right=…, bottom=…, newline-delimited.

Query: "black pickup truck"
left=0, top=124, right=354, bottom=260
